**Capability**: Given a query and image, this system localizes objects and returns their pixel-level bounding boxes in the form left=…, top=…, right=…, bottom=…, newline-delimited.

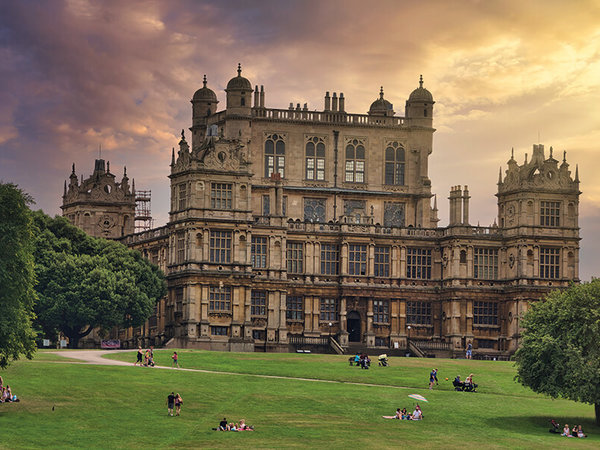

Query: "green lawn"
left=0, top=350, right=597, bottom=449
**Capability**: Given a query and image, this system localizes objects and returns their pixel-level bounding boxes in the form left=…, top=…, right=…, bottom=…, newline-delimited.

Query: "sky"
left=0, top=0, right=598, bottom=280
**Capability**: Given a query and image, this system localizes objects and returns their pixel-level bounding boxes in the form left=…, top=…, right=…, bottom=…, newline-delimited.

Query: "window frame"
left=374, top=246, right=391, bottom=277
left=251, top=236, right=268, bottom=269
left=406, top=248, right=432, bottom=279
left=286, top=242, right=304, bottom=274
left=473, top=301, right=498, bottom=326
left=348, top=244, right=368, bottom=276
left=286, top=295, right=304, bottom=321
left=320, top=243, right=340, bottom=275
left=251, top=290, right=267, bottom=317
left=406, top=301, right=432, bottom=325
left=209, top=285, right=231, bottom=312
left=209, top=230, right=232, bottom=263
left=373, top=300, right=389, bottom=323
left=210, top=183, right=233, bottom=209
left=384, top=142, right=406, bottom=185
left=320, top=298, right=338, bottom=322
left=540, top=247, right=560, bottom=279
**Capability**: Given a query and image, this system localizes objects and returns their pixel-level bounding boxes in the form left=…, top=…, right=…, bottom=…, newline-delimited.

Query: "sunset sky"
left=1, top=0, right=598, bottom=280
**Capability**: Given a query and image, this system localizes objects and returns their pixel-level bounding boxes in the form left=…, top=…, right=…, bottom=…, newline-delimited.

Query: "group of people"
left=383, top=404, right=423, bottom=421
left=216, top=417, right=254, bottom=431
left=166, top=392, right=183, bottom=416
left=349, top=353, right=371, bottom=369
left=0, top=376, right=18, bottom=403
left=549, top=420, right=587, bottom=438
left=134, top=346, right=155, bottom=367
left=453, top=374, right=477, bottom=392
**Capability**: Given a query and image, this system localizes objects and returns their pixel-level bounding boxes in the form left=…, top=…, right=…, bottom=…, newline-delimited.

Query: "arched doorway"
left=347, top=311, right=361, bottom=342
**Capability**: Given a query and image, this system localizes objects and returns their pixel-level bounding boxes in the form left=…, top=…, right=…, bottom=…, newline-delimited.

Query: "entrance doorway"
left=347, top=311, right=361, bottom=342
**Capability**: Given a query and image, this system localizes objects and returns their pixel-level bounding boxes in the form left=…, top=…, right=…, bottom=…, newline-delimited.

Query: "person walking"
left=466, top=341, right=473, bottom=359
left=167, top=392, right=175, bottom=416
left=171, top=351, right=180, bottom=368
left=134, top=346, right=143, bottom=366
left=175, top=393, right=183, bottom=416
left=429, top=368, right=437, bottom=390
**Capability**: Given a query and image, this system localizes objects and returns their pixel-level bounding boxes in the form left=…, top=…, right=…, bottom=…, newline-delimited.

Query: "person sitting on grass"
left=571, top=425, right=579, bottom=437
left=401, top=408, right=411, bottom=420
left=561, top=424, right=571, bottom=437
left=577, top=425, right=587, bottom=438
left=353, top=353, right=360, bottom=366
left=412, top=408, right=422, bottom=420
left=218, top=418, right=228, bottom=431
left=238, top=419, right=254, bottom=430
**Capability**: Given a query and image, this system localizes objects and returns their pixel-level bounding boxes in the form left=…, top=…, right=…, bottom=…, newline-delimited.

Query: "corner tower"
left=61, top=159, right=136, bottom=238
left=191, top=75, right=218, bottom=149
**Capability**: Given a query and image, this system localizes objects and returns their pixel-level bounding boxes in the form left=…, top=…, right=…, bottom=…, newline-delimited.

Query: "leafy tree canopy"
left=0, top=183, right=37, bottom=368
left=32, top=212, right=166, bottom=348
left=514, top=279, right=600, bottom=424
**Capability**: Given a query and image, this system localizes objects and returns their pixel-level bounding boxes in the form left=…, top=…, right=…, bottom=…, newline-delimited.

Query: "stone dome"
left=369, top=87, right=394, bottom=115
left=193, top=75, right=217, bottom=102
left=226, top=63, right=252, bottom=91
left=408, top=75, right=434, bottom=102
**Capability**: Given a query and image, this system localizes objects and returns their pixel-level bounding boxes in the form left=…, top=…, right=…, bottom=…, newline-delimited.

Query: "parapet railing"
left=253, top=108, right=406, bottom=127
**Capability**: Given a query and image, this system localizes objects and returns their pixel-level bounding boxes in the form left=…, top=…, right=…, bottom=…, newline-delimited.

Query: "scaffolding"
left=135, top=189, right=153, bottom=232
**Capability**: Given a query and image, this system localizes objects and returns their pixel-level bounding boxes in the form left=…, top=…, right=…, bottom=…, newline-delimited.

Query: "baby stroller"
left=378, top=354, right=389, bottom=367
left=463, top=382, right=478, bottom=392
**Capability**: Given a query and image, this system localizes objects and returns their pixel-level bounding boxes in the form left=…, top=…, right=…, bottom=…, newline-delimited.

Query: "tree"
left=0, top=183, right=37, bottom=368
left=32, top=212, right=166, bottom=348
left=514, top=279, right=600, bottom=425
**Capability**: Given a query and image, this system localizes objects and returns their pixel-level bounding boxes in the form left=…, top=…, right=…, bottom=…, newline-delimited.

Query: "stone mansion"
left=62, top=65, right=581, bottom=358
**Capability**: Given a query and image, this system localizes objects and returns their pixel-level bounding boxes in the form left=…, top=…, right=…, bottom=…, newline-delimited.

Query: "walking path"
left=51, top=350, right=412, bottom=390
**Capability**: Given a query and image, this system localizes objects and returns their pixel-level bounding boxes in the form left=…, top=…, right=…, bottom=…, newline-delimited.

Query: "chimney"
left=324, top=92, right=331, bottom=111
left=254, top=85, right=259, bottom=108
left=289, top=102, right=294, bottom=110
left=332, top=92, right=338, bottom=111
left=462, top=186, right=470, bottom=225
left=339, top=93, right=345, bottom=112
left=448, top=186, right=463, bottom=226
left=260, top=85, right=265, bottom=108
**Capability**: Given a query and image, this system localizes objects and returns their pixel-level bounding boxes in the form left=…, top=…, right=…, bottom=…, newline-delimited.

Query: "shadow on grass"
left=485, top=414, right=598, bottom=435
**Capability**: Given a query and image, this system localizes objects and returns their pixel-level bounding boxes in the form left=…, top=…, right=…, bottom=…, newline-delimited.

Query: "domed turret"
left=193, top=75, right=218, bottom=102
left=368, top=87, right=394, bottom=116
left=405, top=75, right=434, bottom=122
left=408, top=75, right=434, bottom=102
left=225, top=63, right=252, bottom=116
left=226, top=63, right=252, bottom=91
left=191, top=75, right=219, bottom=148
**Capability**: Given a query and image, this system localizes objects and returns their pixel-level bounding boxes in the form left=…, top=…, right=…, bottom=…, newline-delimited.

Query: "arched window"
left=345, top=139, right=365, bottom=183
left=265, top=134, right=285, bottom=178
left=384, top=142, right=405, bottom=185
left=306, top=136, right=325, bottom=180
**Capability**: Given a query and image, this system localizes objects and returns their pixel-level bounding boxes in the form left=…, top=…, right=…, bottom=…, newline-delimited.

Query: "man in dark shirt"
left=167, top=392, right=175, bottom=416
left=219, top=418, right=228, bottom=431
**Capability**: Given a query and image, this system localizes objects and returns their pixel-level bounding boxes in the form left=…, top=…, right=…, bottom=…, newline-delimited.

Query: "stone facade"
left=65, top=66, right=581, bottom=358
left=62, top=159, right=135, bottom=238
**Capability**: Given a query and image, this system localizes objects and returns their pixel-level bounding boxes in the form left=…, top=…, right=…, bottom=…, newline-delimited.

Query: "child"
left=172, top=351, right=180, bottom=368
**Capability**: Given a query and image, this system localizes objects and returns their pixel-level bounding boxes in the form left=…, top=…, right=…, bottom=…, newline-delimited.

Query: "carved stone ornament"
left=98, top=215, right=115, bottom=230
left=508, top=253, right=515, bottom=268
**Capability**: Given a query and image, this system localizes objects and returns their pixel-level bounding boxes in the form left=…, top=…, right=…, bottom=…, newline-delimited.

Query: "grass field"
left=0, top=350, right=597, bottom=449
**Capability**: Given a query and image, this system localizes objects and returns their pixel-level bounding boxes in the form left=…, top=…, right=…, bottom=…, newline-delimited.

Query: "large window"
left=251, top=290, right=267, bottom=317
left=286, top=296, right=303, bottom=321
left=320, top=298, right=338, bottom=321
left=374, top=246, right=390, bottom=277
left=348, top=244, right=367, bottom=275
left=321, top=244, right=340, bottom=275
left=406, top=248, right=432, bottom=279
left=473, top=301, right=498, bottom=325
left=306, top=136, right=325, bottom=180
left=209, top=230, right=232, bottom=263
left=251, top=236, right=268, bottom=268
left=178, top=183, right=188, bottom=210
left=286, top=242, right=304, bottom=274
left=406, top=301, right=432, bottom=325
left=262, top=195, right=270, bottom=216
left=176, top=232, right=185, bottom=264
left=211, top=183, right=232, bottom=209
left=373, top=300, right=389, bottom=323
left=265, top=133, right=285, bottom=178
left=211, top=326, right=228, bottom=336
left=209, top=286, right=231, bottom=312
left=540, top=201, right=560, bottom=227
left=540, top=247, right=560, bottom=279
left=345, top=139, right=365, bottom=183
left=474, top=248, right=498, bottom=279
left=384, top=142, right=405, bottom=185
left=304, top=198, right=326, bottom=222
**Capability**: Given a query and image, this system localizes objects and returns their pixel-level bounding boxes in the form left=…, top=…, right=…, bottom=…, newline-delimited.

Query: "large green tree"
left=514, top=279, right=600, bottom=425
left=33, top=212, right=166, bottom=348
left=0, top=183, right=37, bottom=368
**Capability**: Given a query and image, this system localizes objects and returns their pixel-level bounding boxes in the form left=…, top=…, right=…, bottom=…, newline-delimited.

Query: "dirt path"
left=50, top=350, right=412, bottom=390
